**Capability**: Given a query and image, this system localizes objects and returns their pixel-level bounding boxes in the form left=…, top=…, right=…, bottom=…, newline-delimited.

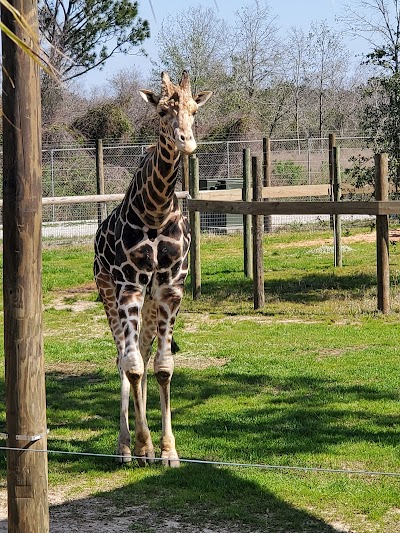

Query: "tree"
left=305, top=20, right=350, bottom=137
left=285, top=27, right=309, bottom=143
left=39, top=0, right=149, bottom=81
left=230, top=0, right=281, bottom=98
left=72, top=101, right=132, bottom=139
left=155, top=5, right=227, bottom=94
left=39, top=0, right=149, bottom=126
left=341, top=0, right=400, bottom=187
left=154, top=5, right=228, bottom=135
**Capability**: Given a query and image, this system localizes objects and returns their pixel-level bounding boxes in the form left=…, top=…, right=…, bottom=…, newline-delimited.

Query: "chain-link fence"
left=0, top=136, right=374, bottom=240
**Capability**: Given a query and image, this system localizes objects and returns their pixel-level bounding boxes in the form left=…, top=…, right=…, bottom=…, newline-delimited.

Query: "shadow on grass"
left=0, top=464, right=345, bottom=532
left=198, top=271, right=377, bottom=305
left=171, top=370, right=399, bottom=460
left=1, top=363, right=397, bottom=473
left=0, top=363, right=397, bottom=531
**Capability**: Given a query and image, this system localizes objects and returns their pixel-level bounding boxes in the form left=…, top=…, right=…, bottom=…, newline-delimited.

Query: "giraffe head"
left=140, top=71, right=212, bottom=155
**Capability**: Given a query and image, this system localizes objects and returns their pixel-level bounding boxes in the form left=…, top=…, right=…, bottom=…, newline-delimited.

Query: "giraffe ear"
left=194, top=91, right=213, bottom=107
left=140, top=90, right=160, bottom=107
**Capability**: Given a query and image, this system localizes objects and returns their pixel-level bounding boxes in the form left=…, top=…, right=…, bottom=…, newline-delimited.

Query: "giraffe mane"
left=179, top=70, right=191, bottom=95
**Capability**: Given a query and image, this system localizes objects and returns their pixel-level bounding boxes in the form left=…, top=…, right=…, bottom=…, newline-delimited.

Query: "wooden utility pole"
left=1, top=0, right=49, bottom=531
left=252, top=156, right=265, bottom=309
left=375, top=153, right=390, bottom=314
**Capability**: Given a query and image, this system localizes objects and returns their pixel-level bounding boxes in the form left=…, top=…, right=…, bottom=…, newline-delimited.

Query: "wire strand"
left=0, top=445, right=399, bottom=477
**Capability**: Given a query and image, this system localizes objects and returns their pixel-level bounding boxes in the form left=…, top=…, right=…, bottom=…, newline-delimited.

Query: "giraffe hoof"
left=161, top=451, right=180, bottom=468
left=135, top=447, right=156, bottom=467
left=116, top=443, right=132, bottom=464
left=116, top=452, right=132, bottom=464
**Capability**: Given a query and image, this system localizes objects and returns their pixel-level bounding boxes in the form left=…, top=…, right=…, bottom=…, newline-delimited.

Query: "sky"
left=83, top=0, right=367, bottom=91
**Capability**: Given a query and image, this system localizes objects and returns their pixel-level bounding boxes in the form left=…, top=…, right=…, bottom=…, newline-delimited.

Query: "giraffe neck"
left=127, top=124, right=181, bottom=228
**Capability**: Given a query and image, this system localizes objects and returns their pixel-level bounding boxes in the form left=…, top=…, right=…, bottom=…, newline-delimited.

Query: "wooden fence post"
left=329, top=133, right=336, bottom=231
left=182, top=154, right=189, bottom=192
left=2, top=0, right=49, bottom=530
left=243, top=148, right=253, bottom=278
left=252, top=156, right=265, bottom=309
left=333, top=146, right=342, bottom=267
left=375, top=153, right=390, bottom=314
left=263, top=136, right=272, bottom=233
left=96, top=139, right=107, bottom=224
left=189, top=155, right=201, bottom=299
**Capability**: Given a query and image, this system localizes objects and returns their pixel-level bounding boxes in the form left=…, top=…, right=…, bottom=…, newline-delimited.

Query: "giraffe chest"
left=112, top=219, right=190, bottom=288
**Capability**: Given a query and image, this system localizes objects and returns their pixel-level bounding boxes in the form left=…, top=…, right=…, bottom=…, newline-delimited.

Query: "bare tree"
left=305, top=20, right=350, bottom=136
left=230, top=0, right=281, bottom=97
left=154, top=5, right=228, bottom=95
left=227, top=0, right=286, bottom=133
left=285, top=27, right=309, bottom=145
left=340, top=0, right=400, bottom=72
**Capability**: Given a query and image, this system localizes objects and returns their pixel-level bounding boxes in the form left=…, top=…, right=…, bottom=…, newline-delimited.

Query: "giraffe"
left=94, top=71, right=212, bottom=466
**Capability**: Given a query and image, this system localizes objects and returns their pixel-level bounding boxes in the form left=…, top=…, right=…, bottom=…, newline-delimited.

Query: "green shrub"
left=274, top=160, right=305, bottom=185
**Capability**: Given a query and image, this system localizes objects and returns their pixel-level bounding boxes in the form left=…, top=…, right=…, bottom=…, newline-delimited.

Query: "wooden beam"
left=96, top=139, right=107, bottom=224
left=197, top=183, right=330, bottom=201
left=188, top=199, right=400, bottom=216
left=0, top=191, right=189, bottom=208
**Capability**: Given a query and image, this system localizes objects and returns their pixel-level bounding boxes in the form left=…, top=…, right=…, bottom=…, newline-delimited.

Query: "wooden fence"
left=187, top=152, right=395, bottom=314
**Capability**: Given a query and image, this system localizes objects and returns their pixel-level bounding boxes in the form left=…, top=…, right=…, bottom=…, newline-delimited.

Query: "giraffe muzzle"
left=174, top=129, right=197, bottom=154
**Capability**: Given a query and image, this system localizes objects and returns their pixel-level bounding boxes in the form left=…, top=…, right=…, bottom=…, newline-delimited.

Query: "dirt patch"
left=274, top=230, right=400, bottom=249
left=0, top=488, right=354, bottom=532
left=183, top=313, right=320, bottom=333
left=174, top=354, right=228, bottom=369
left=44, top=361, right=107, bottom=375
left=46, top=284, right=98, bottom=312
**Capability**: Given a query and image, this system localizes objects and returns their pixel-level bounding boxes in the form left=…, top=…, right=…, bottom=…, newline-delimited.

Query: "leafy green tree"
left=72, top=102, right=132, bottom=139
left=341, top=0, right=400, bottom=188
left=39, top=0, right=149, bottom=80
left=39, top=0, right=149, bottom=125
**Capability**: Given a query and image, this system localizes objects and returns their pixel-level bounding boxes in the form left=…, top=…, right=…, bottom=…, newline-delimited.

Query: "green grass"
left=0, top=229, right=400, bottom=531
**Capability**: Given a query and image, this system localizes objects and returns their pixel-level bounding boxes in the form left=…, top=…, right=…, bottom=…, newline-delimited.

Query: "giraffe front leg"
left=154, top=287, right=183, bottom=467
left=118, top=289, right=155, bottom=466
left=117, top=363, right=132, bottom=462
left=94, top=264, right=132, bottom=463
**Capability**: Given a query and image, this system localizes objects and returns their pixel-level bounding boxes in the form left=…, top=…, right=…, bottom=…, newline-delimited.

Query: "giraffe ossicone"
left=94, top=71, right=212, bottom=466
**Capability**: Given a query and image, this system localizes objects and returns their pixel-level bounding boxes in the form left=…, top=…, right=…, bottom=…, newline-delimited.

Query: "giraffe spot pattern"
left=93, top=70, right=212, bottom=465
